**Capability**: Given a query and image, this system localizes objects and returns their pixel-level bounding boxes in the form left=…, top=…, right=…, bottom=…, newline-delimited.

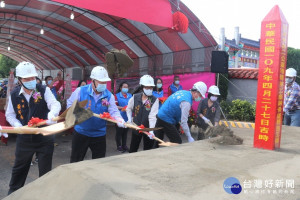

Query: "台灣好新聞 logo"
left=223, top=177, right=242, bottom=194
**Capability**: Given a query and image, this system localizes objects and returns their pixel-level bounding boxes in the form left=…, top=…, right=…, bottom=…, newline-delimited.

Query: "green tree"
left=218, top=73, right=229, bottom=101
left=0, top=54, right=18, bottom=78
left=287, top=47, right=300, bottom=84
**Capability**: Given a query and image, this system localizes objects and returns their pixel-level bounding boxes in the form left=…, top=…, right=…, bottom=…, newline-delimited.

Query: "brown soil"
left=203, top=125, right=243, bottom=145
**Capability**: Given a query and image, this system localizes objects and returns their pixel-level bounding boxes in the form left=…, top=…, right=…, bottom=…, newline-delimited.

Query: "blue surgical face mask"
left=121, top=88, right=128, bottom=93
left=47, top=80, right=52, bottom=85
left=23, top=79, right=36, bottom=90
left=195, top=96, right=201, bottom=102
left=157, top=83, right=162, bottom=88
left=175, top=80, right=180, bottom=85
left=285, top=77, right=293, bottom=84
left=96, top=83, right=106, bottom=92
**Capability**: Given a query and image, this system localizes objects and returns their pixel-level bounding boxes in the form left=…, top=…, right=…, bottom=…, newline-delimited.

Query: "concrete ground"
left=1, top=125, right=300, bottom=200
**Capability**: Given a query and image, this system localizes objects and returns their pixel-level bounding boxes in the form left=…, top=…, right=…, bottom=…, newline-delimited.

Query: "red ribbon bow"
left=158, top=97, right=167, bottom=104
left=121, top=106, right=127, bottom=112
left=138, top=124, right=145, bottom=133
left=99, top=112, right=113, bottom=119
left=28, top=117, right=46, bottom=127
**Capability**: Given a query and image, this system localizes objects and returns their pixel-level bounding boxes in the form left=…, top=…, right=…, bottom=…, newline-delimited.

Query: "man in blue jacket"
left=67, top=66, right=124, bottom=162
left=155, top=81, right=207, bottom=144
left=168, top=75, right=183, bottom=96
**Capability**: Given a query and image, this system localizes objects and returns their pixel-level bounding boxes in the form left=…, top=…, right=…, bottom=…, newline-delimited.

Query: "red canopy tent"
left=52, top=0, right=173, bottom=28
left=0, top=0, right=217, bottom=76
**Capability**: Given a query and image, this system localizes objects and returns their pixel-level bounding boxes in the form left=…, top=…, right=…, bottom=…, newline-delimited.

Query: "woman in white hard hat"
left=196, top=85, right=221, bottom=140
left=5, top=61, right=61, bottom=195
left=126, top=75, right=159, bottom=152
left=154, top=81, right=207, bottom=145
left=67, top=66, right=124, bottom=162
left=284, top=68, right=300, bottom=127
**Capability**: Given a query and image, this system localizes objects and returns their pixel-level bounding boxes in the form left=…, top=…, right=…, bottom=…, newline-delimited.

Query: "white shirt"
left=180, top=101, right=192, bottom=138
left=126, top=95, right=159, bottom=128
left=5, top=86, right=61, bottom=127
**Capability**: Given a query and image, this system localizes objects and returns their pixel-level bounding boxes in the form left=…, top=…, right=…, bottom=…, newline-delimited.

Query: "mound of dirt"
left=193, top=125, right=243, bottom=145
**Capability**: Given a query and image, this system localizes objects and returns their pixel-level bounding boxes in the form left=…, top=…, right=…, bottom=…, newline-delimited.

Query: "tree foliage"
left=0, top=54, right=18, bottom=78
left=287, top=47, right=300, bottom=84
left=220, top=99, right=256, bottom=122
left=218, top=73, right=229, bottom=101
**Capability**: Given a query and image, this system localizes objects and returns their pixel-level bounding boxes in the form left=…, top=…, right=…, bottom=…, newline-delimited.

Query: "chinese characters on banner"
left=64, top=68, right=73, bottom=100
left=254, top=5, right=288, bottom=150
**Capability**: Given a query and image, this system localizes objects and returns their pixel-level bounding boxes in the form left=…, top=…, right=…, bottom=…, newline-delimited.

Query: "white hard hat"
left=208, top=85, right=220, bottom=95
left=16, top=62, right=38, bottom=78
left=193, top=81, right=207, bottom=97
left=139, top=75, right=155, bottom=87
left=90, top=66, right=111, bottom=82
left=286, top=68, right=297, bottom=77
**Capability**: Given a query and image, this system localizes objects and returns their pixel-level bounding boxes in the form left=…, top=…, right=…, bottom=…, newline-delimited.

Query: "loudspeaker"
left=211, top=51, right=229, bottom=73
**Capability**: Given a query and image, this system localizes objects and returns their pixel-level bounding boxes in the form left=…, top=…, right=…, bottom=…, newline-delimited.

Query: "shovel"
left=25, top=100, right=88, bottom=127
left=0, top=122, right=70, bottom=135
left=96, top=112, right=178, bottom=147
left=64, top=100, right=94, bottom=129
left=204, top=121, right=214, bottom=135
left=0, top=100, right=92, bottom=135
left=129, top=122, right=178, bottom=147
left=92, top=112, right=162, bottom=132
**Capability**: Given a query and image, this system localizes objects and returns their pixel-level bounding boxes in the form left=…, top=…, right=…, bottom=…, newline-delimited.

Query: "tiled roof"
left=228, top=68, right=259, bottom=79
left=225, top=39, right=241, bottom=50
left=225, top=37, right=260, bottom=50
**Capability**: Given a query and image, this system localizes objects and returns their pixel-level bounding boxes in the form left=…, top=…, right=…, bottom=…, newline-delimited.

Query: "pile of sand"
left=192, top=125, right=243, bottom=145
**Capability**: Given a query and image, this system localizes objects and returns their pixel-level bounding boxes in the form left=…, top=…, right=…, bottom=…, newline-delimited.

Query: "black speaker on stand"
left=211, top=51, right=229, bottom=73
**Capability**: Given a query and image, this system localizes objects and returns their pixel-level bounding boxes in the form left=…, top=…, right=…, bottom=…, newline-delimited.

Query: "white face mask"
left=210, top=96, right=218, bottom=101
left=285, top=77, right=293, bottom=84
left=175, top=80, right=180, bottom=85
left=143, top=88, right=153, bottom=96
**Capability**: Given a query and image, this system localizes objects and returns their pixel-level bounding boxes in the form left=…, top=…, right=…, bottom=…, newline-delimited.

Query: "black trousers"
left=8, top=135, right=54, bottom=195
left=154, top=117, right=182, bottom=148
left=70, top=131, right=106, bottom=163
left=129, top=130, right=154, bottom=153
left=115, top=125, right=128, bottom=148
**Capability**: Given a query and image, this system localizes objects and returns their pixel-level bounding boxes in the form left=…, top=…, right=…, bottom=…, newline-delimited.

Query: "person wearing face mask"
left=114, top=82, right=132, bottom=152
left=44, top=71, right=63, bottom=99
left=168, top=75, right=183, bottom=96
left=67, top=66, right=124, bottom=163
left=126, top=75, right=159, bottom=152
left=283, top=68, right=300, bottom=127
left=196, top=85, right=221, bottom=140
left=153, top=78, right=164, bottom=98
left=153, top=78, right=164, bottom=108
left=5, top=62, right=61, bottom=195
left=154, top=81, right=207, bottom=145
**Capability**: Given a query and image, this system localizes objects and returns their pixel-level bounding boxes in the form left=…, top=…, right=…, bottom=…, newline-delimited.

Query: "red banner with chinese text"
left=254, top=5, right=288, bottom=150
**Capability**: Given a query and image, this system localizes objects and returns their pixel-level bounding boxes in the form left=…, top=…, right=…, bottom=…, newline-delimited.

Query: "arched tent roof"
left=0, top=0, right=217, bottom=75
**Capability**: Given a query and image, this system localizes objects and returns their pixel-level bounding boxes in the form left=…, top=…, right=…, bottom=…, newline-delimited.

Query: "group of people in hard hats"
left=4, top=61, right=299, bottom=196
left=2, top=62, right=221, bottom=195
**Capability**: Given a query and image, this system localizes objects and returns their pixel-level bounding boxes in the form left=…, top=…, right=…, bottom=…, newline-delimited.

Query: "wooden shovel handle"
left=153, top=136, right=164, bottom=143
left=0, top=126, right=42, bottom=134
left=94, top=113, right=178, bottom=146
